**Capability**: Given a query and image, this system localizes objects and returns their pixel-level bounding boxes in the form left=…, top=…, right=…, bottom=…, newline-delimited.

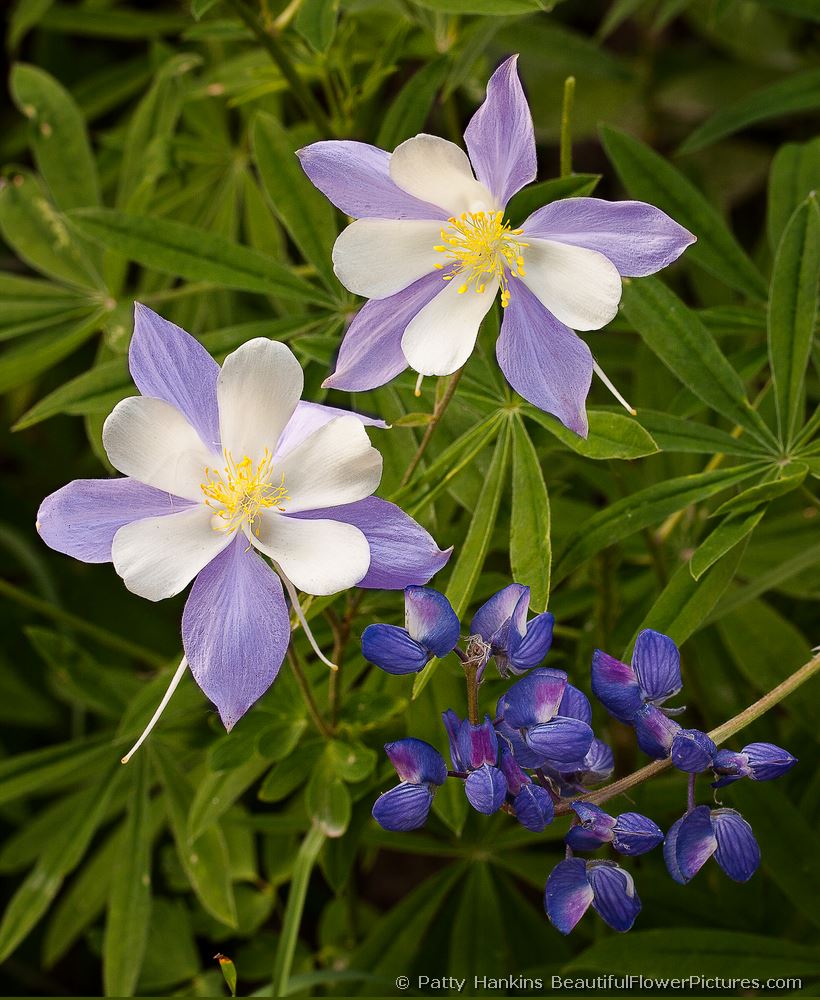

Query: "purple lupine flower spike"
left=664, top=805, right=760, bottom=884
left=546, top=858, right=641, bottom=934
left=300, top=56, right=694, bottom=436
left=362, top=585, right=459, bottom=674
left=372, top=738, right=447, bottom=832
left=37, top=305, right=452, bottom=745
left=670, top=728, right=717, bottom=773
left=470, top=584, right=554, bottom=677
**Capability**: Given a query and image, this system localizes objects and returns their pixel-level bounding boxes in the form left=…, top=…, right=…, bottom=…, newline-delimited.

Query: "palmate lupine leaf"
left=767, top=138, right=820, bottom=251
left=522, top=406, right=659, bottom=459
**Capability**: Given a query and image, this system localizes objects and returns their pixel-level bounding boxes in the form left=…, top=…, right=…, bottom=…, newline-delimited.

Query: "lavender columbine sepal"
left=301, top=56, right=694, bottom=435
left=664, top=805, right=760, bottom=884
left=362, top=585, right=459, bottom=674
left=567, top=802, right=663, bottom=856
left=545, top=858, right=641, bottom=934
left=470, top=583, right=554, bottom=677
left=372, top=738, right=448, bottom=832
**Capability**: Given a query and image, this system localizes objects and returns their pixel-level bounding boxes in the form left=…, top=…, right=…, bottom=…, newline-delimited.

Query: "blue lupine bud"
left=664, top=805, right=760, bottom=885
left=567, top=802, right=663, bottom=855
left=711, top=742, right=797, bottom=788
left=362, top=586, right=460, bottom=675
left=372, top=738, right=448, bottom=832
left=470, top=584, right=554, bottom=677
left=592, top=629, right=683, bottom=722
left=632, top=703, right=681, bottom=759
left=545, top=858, right=640, bottom=934
left=465, top=763, right=507, bottom=814
left=670, top=728, right=717, bottom=773
left=566, top=802, right=616, bottom=850
left=442, top=708, right=464, bottom=771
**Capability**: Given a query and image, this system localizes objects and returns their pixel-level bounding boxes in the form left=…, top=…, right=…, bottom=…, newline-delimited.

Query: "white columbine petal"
left=102, top=396, right=217, bottom=502
left=253, top=513, right=371, bottom=596
left=112, top=505, right=230, bottom=601
left=401, top=277, right=499, bottom=376
left=278, top=416, right=382, bottom=513
left=332, top=219, right=442, bottom=299
left=217, top=339, right=303, bottom=464
left=521, top=239, right=622, bottom=331
left=389, top=134, right=494, bottom=215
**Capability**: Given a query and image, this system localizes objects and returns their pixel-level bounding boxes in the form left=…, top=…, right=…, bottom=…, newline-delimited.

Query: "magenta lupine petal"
left=322, top=269, right=448, bottom=391
left=296, top=141, right=447, bottom=221
left=36, top=477, right=193, bottom=564
left=274, top=401, right=386, bottom=459
left=632, top=703, right=681, bottom=759
left=464, top=55, right=537, bottom=208
left=291, top=497, right=451, bottom=590
left=130, top=303, right=220, bottom=452
left=521, top=198, right=695, bottom=277
left=497, top=281, right=592, bottom=437
left=591, top=649, right=644, bottom=723
left=500, top=667, right=568, bottom=728
left=182, top=535, right=290, bottom=731
left=384, top=738, right=447, bottom=785
left=545, top=858, right=594, bottom=934
left=404, top=586, right=460, bottom=655
left=457, top=715, right=499, bottom=770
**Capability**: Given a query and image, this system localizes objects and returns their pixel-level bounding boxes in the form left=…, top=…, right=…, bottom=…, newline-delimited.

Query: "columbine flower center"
left=435, top=211, right=527, bottom=307
left=201, top=450, right=289, bottom=535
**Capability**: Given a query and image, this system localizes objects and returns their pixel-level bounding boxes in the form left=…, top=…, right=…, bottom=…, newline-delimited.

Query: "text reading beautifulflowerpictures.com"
left=398, top=974, right=804, bottom=993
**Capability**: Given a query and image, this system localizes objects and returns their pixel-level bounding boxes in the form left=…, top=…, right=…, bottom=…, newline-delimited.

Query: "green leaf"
left=506, top=173, right=601, bottom=225
left=377, top=58, right=450, bottom=151
left=325, top=740, right=377, bottom=783
left=680, top=68, right=820, bottom=154
left=768, top=196, right=820, bottom=446
left=103, top=754, right=152, bottom=998
left=412, top=0, right=540, bottom=12
left=10, top=63, right=100, bottom=210
left=600, top=125, right=767, bottom=299
left=567, top=930, right=818, bottom=978
left=621, top=279, right=777, bottom=448
left=636, top=409, right=766, bottom=456
left=69, top=208, right=333, bottom=306
left=710, top=540, right=820, bottom=621
left=188, top=753, right=270, bottom=840
left=39, top=4, right=188, bottom=38
left=510, top=417, right=550, bottom=612
left=8, top=0, right=56, bottom=48
left=0, top=771, right=118, bottom=963
left=305, top=768, right=352, bottom=838
left=553, top=464, right=762, bottom=584
left=0, top=736, right=114, bottom=807
left=690, top=509, right=765, bottom=580
left=294, top=0, right=338, bottom=52
left=767, top=137, right=820, bottom=251
left=0, top=170, right=102, bottom=288
left=252, top=113, right=338, bottom=290
left=712, top=465, right=807, bottom=517
left=523, top=406, right=659, bottom=460
left=0, top=307, right=105, bottom=394
left=191, top=0, right=222, bottom=18
left=152, top=745, right=237, bottom=927
left=445, top=421, right=511, bottom=619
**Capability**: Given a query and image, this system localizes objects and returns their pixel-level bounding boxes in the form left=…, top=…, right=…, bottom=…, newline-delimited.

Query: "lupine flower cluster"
left=366, top=584, right=798, bottom=934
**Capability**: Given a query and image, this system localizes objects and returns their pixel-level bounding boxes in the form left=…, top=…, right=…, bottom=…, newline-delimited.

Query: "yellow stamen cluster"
left=201, top=449, right=288, bottom=536
left=434, top=210, right=527, bottom=307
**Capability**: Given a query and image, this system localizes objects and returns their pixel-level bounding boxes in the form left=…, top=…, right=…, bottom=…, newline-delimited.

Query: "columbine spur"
left=37, top=304, right=450, bottom=746
left=299, top=55, right=694, bottom=435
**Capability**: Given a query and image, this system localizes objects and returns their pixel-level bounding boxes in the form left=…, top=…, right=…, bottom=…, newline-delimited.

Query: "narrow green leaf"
left=10, top=63, right=100, bottom=210
left=191, top=0, right=222, bottom=17
left=554, top=464, right=762, bottom=584
left=600, top=125, right=767, bottom=299
left=0, top=170, right=102, bottom=288
left=8, top=0, right=56, bottom=48
left=0, top=736, right=113, bottom=806
left=690, top=509, right=765, bottom=580
left=294, top=0, right=338, bottom=52
left=768, top=196, right=820, bottom=446
left=621, top=278, right=777, bottom=448
left=69, top=208, right=333, bottom=306
left=445, top=422, right=511, bottom=618
left=188, top=753, right=269, bottom=840
left=413, top=0, right=539, bottom=14
left=510, top=417, right=550, bottom=612
left=0, top=307, right=105, bottom=394
left=377, top=58, right=450, bottom=150
left=152, top=745, right=237, bottom=927
left=252, top=113, right=338, bottom=290
left=767, top=137, right=820, bottom=251
left=680, top=68, right=820, bottom=155
left=305, top=769, right=352, bottom=838
left=39, top=4, right=188, bottom=38
left=712, top=465, right=807, bottom=517
left=523, top=406, right=659, bottom=460
left=506, top=173, right=601, bottom=225
left=103, top=754, right=152, bottom=998
left=636, top=409, right=766, bottom=456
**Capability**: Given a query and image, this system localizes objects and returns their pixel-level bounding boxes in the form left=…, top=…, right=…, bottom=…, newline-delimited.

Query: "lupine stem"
left=555, top=651, right=820, bottom=815
left=559, top=76, right=575, bottom=179
left=687, top=771, right=697, bottom=812
left=399, top=367, right=464, bottom=487
left=465, top=663, right=480, bottom=725
left=226, top=0, right=333, bottom=136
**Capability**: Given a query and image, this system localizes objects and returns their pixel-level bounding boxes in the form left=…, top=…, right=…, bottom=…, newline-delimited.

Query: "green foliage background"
left=0, top=0, right=819, bottom=995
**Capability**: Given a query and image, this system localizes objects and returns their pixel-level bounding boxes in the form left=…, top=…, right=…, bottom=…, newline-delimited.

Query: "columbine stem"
left=121, top=656, right=188, bottom=764
left=226, top=0, right=332, bottom=136
left=400, top=367, right=464, bottom=487
left=554, top=651, right=820, bottom=814
left=287, top=647, right=333, bottom=740
left=560, top=76, right=575, bottom=179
